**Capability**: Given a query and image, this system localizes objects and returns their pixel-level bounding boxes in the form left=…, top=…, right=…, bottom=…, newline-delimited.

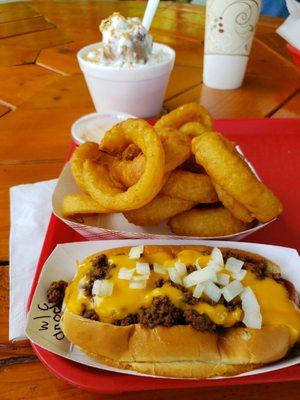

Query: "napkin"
left=9, top=179, right=57, bottom=340
left=276, top=0, right=300, bottom=50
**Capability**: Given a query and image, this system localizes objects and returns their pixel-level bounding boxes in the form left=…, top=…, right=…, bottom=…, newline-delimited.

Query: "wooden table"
left=0, top=1, right=299, bottom=399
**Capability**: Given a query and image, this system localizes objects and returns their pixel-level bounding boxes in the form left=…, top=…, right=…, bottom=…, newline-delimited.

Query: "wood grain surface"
left=0, top=2, right=41, bottom=23
left=271, top=91, right=300, bottom=118
left=0, top=65, right=59, bottom=108
left=0, top=1, right=299, bottom=399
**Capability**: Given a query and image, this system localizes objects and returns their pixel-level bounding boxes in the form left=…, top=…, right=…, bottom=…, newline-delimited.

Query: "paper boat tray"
left=26, top=239, right=300, bottom=380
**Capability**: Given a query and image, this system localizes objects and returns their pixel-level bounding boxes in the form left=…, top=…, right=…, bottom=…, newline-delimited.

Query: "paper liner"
left=52, top=145, right=273, bottom=241
left=26, top=239, right=300, bottom=380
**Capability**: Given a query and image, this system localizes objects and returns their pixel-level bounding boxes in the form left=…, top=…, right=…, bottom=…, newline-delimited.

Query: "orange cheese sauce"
left=64, top=249, right=300, bottom=343
left=243, top=272, right=300, bottom=344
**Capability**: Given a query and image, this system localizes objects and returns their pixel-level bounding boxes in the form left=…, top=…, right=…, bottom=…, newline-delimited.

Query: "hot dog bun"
left=61, top=310, right=290, bottom=378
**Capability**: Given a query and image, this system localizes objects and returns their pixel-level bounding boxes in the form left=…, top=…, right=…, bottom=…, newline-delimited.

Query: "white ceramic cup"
left=77, top=43, right=175, bottom=118
left=203, top=0, right=262, bottom=89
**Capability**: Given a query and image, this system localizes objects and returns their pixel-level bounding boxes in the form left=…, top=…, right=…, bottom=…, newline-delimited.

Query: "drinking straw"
left=142, top=0, right=160, bottom=30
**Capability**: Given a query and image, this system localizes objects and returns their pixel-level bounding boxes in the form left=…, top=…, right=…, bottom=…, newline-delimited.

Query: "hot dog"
left=47, top=244, right=300, bottom=378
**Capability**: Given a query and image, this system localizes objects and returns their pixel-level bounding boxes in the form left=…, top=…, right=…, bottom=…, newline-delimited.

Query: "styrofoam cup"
left=77, top=42, right=175, bottom=118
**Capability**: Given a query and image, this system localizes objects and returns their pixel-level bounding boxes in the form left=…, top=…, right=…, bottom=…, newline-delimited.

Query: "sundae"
left=77, top=13, right=175, bottom=116
left=83, top=13, right=172, bottom=68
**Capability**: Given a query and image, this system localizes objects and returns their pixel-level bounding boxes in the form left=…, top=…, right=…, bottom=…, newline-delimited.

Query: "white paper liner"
left=52, top=146, right=273, bottom=241
left=26, top=239, right=300, bottom=380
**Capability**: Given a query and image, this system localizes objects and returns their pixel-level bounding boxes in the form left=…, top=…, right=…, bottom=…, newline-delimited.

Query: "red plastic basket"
left=27, top=118, right=300, bottom=394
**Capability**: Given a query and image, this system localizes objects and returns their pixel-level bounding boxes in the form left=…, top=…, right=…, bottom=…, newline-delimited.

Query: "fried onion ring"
left=192, top=132, right=283, bottom=222
left=157, top=127, right=191, bottom=172
left=62, top=194, right=111, bottom=217
left=213, top=183, right=255, bottom=223
left=155, top=103, right=213, bottom=130
left=83, top=119, right=165, bottom=211
left=70, top=142, right=100, bottom=192
left=179, top=121, right=209, bottom=139
left=161, top=170, right=218, bottom=203
left=121, top=143, right=141, bottom=160
left=110, top=153, right=146, bottom=188
left=168, top=207, right=252, bottom=237
left=124, top=195, right=196, bottom=226
left=109, top=127, right=190, bottom=188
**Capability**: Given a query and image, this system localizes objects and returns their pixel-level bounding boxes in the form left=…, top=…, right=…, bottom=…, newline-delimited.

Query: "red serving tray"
left=27, top=118, right=300, bottom=394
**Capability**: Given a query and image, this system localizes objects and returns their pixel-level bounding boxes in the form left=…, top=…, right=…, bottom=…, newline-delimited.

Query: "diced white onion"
left=136, top=262, right=150, bottom=275
left=222, top=280, right=244, bottom=302
left=225, top=257, right=244, bottom=274
left=129, top=280, right=146, bottom=289
left=132, top=274, right=149, bottom=281
left=118, top=267, right=134, bottom=280
left=206, top=259, right=222, bottom=273
left=175, top=262, right=187, bottom=276
left=243, top=310, right=262, bottom=330
left=195, top=259, right=203, bottom=270
left=193, top=283, right=204, bottom=298
left=203, top=281, right=222, bottom=302
left=241, top=287, right=262, bottom=329
left=211, top=247, right=224, bottom=266
left=217, top=272, right=230, bottom=286
left=153, top=263, right=167, bottom=275
left=183, top=267, right=217, bottom=288
left=92, top=280, right=114, bottom=296
left=128, top=245, right=144, bottom=259
left=183, top=270, right=201, bottom=287
left=232, top=269, right=247, bottom=281
left=168, top=267, right=182, bottom=285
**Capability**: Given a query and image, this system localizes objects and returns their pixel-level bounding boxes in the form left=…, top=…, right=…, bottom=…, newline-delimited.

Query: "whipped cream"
left=83, top=13, right=169, bottom=68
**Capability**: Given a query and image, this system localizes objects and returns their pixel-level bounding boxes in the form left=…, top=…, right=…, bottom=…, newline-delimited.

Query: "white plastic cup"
left=77, top=43, right=175, bottom=118
left=203, top=0, right=262, bottom=89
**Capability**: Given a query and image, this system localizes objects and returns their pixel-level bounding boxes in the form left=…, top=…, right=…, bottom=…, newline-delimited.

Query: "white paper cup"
left=77, top=43, right=175, bottom=118
left=203, top=0, right=262, bottom=89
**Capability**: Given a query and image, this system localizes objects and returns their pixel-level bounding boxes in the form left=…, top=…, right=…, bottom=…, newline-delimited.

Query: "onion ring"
left=109, top=127, right=190, bottom=188
left=70, top=142, right=99, bottom=192
left=161, top=170, right=218, bottom=203
left=83, top=119, right=165, bottom=211
left=179, top=121, right=210, bottom=139
left=124, top=195, right=196, bottom=226
left=168, top=207, right=252, bottom=237
left=121, top=143, right=141, bottom=160
left=213, top=183, right=255, bottom=223
left=192, top=132, right=283, bottom=222
left=157, top=127, right=191, bottom=172
left=110, top=153, right=146, bottom=188
left=62, top=194, right=111, bottom=217
left=155, top=103, right=213, bottom=130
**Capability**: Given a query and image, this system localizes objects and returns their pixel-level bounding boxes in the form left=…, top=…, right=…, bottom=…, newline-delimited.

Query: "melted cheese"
left=177, top=250, right=211, bottom=267
left=243, top=272, right=300, bottom=344
left=65, top=261, right=93, bottom=314
left=65, top=249, right=300, bottom=343
left=194, top=303, right=243, bottom=327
